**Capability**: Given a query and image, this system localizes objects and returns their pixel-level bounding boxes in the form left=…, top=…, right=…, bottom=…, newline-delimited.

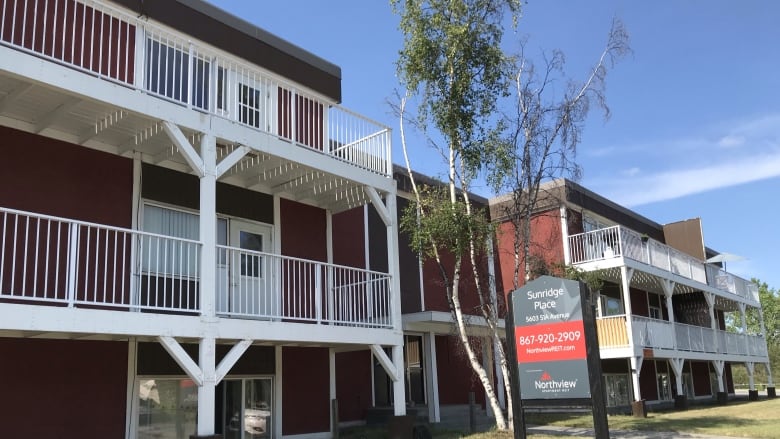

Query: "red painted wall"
left=332, top=207, right=365, bottom=268
left=435, top=335, right=486, bottom=407
left=1, top=0, right=136, bottom=83
left=630, top=288, right=649, bottom=317
left=336, top=350, right=372, bottom=422
left=692, top=361, right=712, bottom=396
left=495, top=208, right=564, bottom=300
left=282, top=346, right=330, bottom=435
left=639, top=360, right=658, bottom=401
left=280, top=199, right=326, bottom=261
left=0, top=126, right=133, bottom=226
left=0, top=338, right=127, bottom=438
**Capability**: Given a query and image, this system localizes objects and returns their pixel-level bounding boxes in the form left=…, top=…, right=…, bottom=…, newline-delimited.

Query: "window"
left=600, top=295, right=624, bottom=317
left=604, top=374, right=631, bottom=407
left=141, top=204, right=227, bottom=276
left=657, top=372, right=672, bottom=401
left=137, top=379, right=198, bottom=439
left=648, top=293, right=663, bottom=320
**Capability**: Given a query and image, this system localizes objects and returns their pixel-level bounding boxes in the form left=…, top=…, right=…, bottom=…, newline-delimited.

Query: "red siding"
left=630, top=288, right=649, bottom=317
left=496, top=208, right=564, bottom=300
left=639, top=360, right=658, bottom=400
left=277, top=88, right=324, bottom=150
left=435, top=335, right=486, bottom=407
left=0, top=338, right=127, bottom=438
left=282, top=347, right=330, bottom=435
left=280, top=199, right=326, bottom=261
left=0, top=126, right=133, bottom=226
left=1, top=0, right=136, bottom=83
left=692, top=361, right=712, bottom=396
left=336, top=350, right=372, bottom=422
left=332, top=207, right=365, bottom=268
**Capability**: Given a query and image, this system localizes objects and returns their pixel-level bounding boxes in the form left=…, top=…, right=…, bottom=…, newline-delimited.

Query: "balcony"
left=595, top=316, right=767, bottom=359
left=568, top=226, right=759, bottom=303
left=0, top=0, right=391, bottom=196
left=0, top=206, right=393, bottom=328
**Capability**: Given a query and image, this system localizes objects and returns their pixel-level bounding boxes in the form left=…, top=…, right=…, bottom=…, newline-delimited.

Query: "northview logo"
left=534, top=371, right=577, bottom=392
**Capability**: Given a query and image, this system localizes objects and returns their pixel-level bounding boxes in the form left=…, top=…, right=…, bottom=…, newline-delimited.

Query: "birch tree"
left=490, top=19, right=630, bottom=289
left=391, top=0, right=520, bottom=430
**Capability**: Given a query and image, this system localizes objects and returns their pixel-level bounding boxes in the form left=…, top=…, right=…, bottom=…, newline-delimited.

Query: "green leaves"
left=400, top=185, right=492, bottom=259
left=392, top=0, right=520, bottom=175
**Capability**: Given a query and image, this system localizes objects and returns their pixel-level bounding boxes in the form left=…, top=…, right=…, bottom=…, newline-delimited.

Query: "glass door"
left=228, top=220, right=275, bottom=317
left=222, top=378, right=273, bottom=439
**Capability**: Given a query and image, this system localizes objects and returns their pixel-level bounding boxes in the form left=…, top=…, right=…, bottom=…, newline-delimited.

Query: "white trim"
left=560, top=206, right=571, bottom=265
left=370, top=344, right=400, bottom=382
left=162, top=121, right=204, bottom=176
left=158, top=336, right=204, bottom=386
left=215, top=339, right=253, bottom=384
left=423, top=332, right=440, bottom=422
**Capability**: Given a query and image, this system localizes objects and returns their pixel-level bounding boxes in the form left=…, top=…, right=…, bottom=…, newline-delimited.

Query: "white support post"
left=199, top=133, right=217, bottom=319
left=130, top=153, right=141, bottom=310
left=630, top=355, right=644, bottom=401
left=712, top=360, right=725, bottom=392
left=66, top=223, right=79, bottom=307
left=746, top=362, right=756, bottom=391
left=423, top=332, right=441, bottom=423
left=739, top=303, right=748, bottom=334
left=162, top=121, right=204, bottom=177
left=326, top=210, right=334, bottom=322
left=669, top=358, right=685, bottom=397
left=560, top=206, right=571, bottom=265
left=198, top=336, right=217, bottom=436
left=620, top=267, right=635, bottom=347
left=391, top=344, right=406, bottom=416
left=704, top=292, right=717, bottom=331
left=482, top=338, right=495, bottom=418
left=382, top=185, right=407, bottom=415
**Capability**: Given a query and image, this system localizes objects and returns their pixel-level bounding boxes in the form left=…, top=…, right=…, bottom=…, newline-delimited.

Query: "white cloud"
left=583, top=112, right=780, bottom=206
left=621, top=167, right=641, bottom=177
left=601, top=151, right=780, bottom=207
left=717, top=135, right=745, bottom=148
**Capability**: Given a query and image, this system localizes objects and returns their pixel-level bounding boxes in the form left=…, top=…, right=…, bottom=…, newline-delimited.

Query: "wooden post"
left=468, top=391, right=476, bottom=433
left=331, top=399, right=339, bottom=439
left=580, top=281, right=610, bottom=439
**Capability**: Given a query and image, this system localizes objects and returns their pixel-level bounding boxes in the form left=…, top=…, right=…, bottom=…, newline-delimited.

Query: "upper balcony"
left=0, top=0, right=391, bottom=211
left=568, top=225, right=760, bottom=304
left=0, top=206, right=394, bottom=331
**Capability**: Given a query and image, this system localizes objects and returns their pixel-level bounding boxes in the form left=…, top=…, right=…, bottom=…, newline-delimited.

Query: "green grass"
left=525, top=397, right=780, bottom=438
left=342, top=398, right=780, bottom=438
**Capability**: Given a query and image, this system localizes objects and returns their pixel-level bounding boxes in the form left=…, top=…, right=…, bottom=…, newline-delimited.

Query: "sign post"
left=508, top=276, right=608, bottom=438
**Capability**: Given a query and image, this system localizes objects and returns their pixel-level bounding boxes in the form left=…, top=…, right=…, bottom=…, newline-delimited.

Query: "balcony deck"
left=0, top=206, right=394, bottom=336
left=568, top=226, right=760, bottom=306
left=0, top=0, right=392, bottom=213
left=596, top=315, right=768, bottom=361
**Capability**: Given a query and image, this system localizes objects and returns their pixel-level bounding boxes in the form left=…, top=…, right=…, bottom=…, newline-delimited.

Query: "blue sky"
left=209, top=1, right=779, bottom=290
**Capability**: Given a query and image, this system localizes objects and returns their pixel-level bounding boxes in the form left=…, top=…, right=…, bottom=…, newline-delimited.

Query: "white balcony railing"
left=0, top=0, right=391, bottom=176
left=216, top=246, right=392, bottom=328
left=0, top=206, right=201, bottom=312
left=0, top=207, right=394, bottom=328
left=568, top=226, right=758, bottom=302
left=631, top=316, right=768, bottom=358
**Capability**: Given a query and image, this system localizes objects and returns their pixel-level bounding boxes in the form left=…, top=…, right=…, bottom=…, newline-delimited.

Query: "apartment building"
left=0, top=0, right=408, bottom=437
left=490, top=179, right=773, bottom=410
